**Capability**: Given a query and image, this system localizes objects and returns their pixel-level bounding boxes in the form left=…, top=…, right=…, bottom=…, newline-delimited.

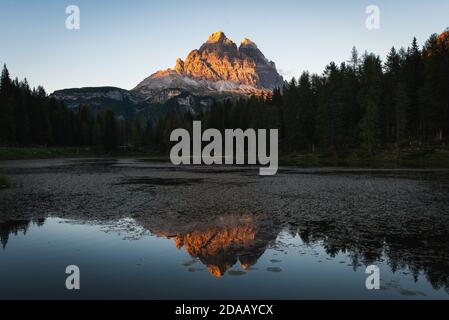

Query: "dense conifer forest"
left=1, top=32, right=448, bottom=159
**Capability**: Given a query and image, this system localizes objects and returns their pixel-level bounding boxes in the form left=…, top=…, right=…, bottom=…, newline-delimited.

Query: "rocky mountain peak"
left=240, top=38, right=258, bottom=48
left=175, top=58, right=184, bottom=73
left=133, top=31, right=284, bottom=101
left=207, top=31, right=229, bottom=43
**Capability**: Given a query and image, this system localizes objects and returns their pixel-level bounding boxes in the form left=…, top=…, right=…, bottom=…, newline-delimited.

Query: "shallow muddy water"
left=1, top=159, right=449, bottom=299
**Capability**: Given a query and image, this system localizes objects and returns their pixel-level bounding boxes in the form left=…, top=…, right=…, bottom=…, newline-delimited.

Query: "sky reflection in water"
left=1, top=215, right=448, bottom=300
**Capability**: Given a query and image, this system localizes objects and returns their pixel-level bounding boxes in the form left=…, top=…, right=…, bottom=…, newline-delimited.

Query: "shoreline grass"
left=280, top=148, right=449, bottom=169
left=1, top=147, right=449, bottom=169
left=0, top=147, right=168, bottom=161
left=0, top=175, right=11, bottom=188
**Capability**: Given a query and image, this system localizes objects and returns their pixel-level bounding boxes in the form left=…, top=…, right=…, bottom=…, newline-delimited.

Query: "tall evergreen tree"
left=358, top=54, right=383, bottom=154
left=0, top=64, right=16, bottom=143
left=103, top=110, right=118, bottom=151
left=394, top=82, right=409, bottom=147
left=131, top=117, right=143, bottom=150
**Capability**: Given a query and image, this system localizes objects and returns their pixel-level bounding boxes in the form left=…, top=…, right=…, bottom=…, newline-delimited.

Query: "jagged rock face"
left=133, top=31, right=283, bottom=102
left=179, top=32, right=258, bottom=86
left=51, top=32, right=284, bottom=119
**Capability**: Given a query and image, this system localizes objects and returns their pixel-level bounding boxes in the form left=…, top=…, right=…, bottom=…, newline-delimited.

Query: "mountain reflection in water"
left=136, top=209, right=449, bottom=293
left=1, top=210, right=449, bottom=295
left=140, top=213, right=278, bottom=277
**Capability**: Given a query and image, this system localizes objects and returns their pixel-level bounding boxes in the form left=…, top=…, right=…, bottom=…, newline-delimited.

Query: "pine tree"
left=0, top=64, right=12, bottom=97
left=358, top=54, right=383, bottom=154
left=103, top=110, right=118, bottom=151
left=394, top=82, right=409, bottom=146
left=131, top=117, right=143, bottom=150
left=348, top=46, right=360, bottom=71
left=383, top=47, right=401, bottom=142
left=0, top=64, right=16, bottom=144
left=403, top=37, right=424, bottom=139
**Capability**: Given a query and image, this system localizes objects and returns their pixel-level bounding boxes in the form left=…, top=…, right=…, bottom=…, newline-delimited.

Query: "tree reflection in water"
left=1, top=211, right=448, bottom=293
left=0, top=218, right=45, bottom=249
left=136, top=210, right=449, bottom=293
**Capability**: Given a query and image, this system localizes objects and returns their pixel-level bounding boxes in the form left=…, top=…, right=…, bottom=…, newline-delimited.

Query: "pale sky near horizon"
left=0, top=0, right=448, bottom=93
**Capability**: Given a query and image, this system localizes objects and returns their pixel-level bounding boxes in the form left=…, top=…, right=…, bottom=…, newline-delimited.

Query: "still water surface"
left=0, top=159, right=448, bottom=299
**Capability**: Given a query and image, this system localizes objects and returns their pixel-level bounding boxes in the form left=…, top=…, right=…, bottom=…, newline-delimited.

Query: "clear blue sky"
left=0, top=0, right=448, bottom=93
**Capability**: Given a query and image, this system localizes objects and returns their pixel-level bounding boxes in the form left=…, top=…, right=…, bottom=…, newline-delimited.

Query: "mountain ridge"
left=133, top=31, right=283, bottom=101
left=51, top=31, right=284, bottom=120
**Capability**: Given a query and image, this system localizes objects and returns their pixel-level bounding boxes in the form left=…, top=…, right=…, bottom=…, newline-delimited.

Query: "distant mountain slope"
left=51, top=31, right=285, bottom=120
left=51, top=87, right=147, bottom=119
left=50, top=86, right=215, bottom=121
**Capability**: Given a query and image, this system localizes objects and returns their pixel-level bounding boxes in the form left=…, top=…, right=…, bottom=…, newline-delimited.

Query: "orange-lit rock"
left=437, top=29, right=449, bottom=49
left=133, top=31, right=283, bottom=101
left=424, top=29, right=449, bottom=58
left=173, top=31, right=282, bottom=89
left=142, top=212, right=277, bottom=277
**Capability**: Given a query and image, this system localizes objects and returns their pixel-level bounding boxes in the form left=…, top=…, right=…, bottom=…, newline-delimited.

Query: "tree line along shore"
left=1, top=32, right=448, bottom=167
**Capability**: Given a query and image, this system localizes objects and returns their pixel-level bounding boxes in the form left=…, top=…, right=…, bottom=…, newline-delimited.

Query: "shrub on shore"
left=0, top=175, right=11, bottom=188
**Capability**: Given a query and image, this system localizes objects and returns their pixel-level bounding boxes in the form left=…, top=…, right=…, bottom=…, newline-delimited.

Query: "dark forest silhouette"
left=1, top=32, right=448, bottom=155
